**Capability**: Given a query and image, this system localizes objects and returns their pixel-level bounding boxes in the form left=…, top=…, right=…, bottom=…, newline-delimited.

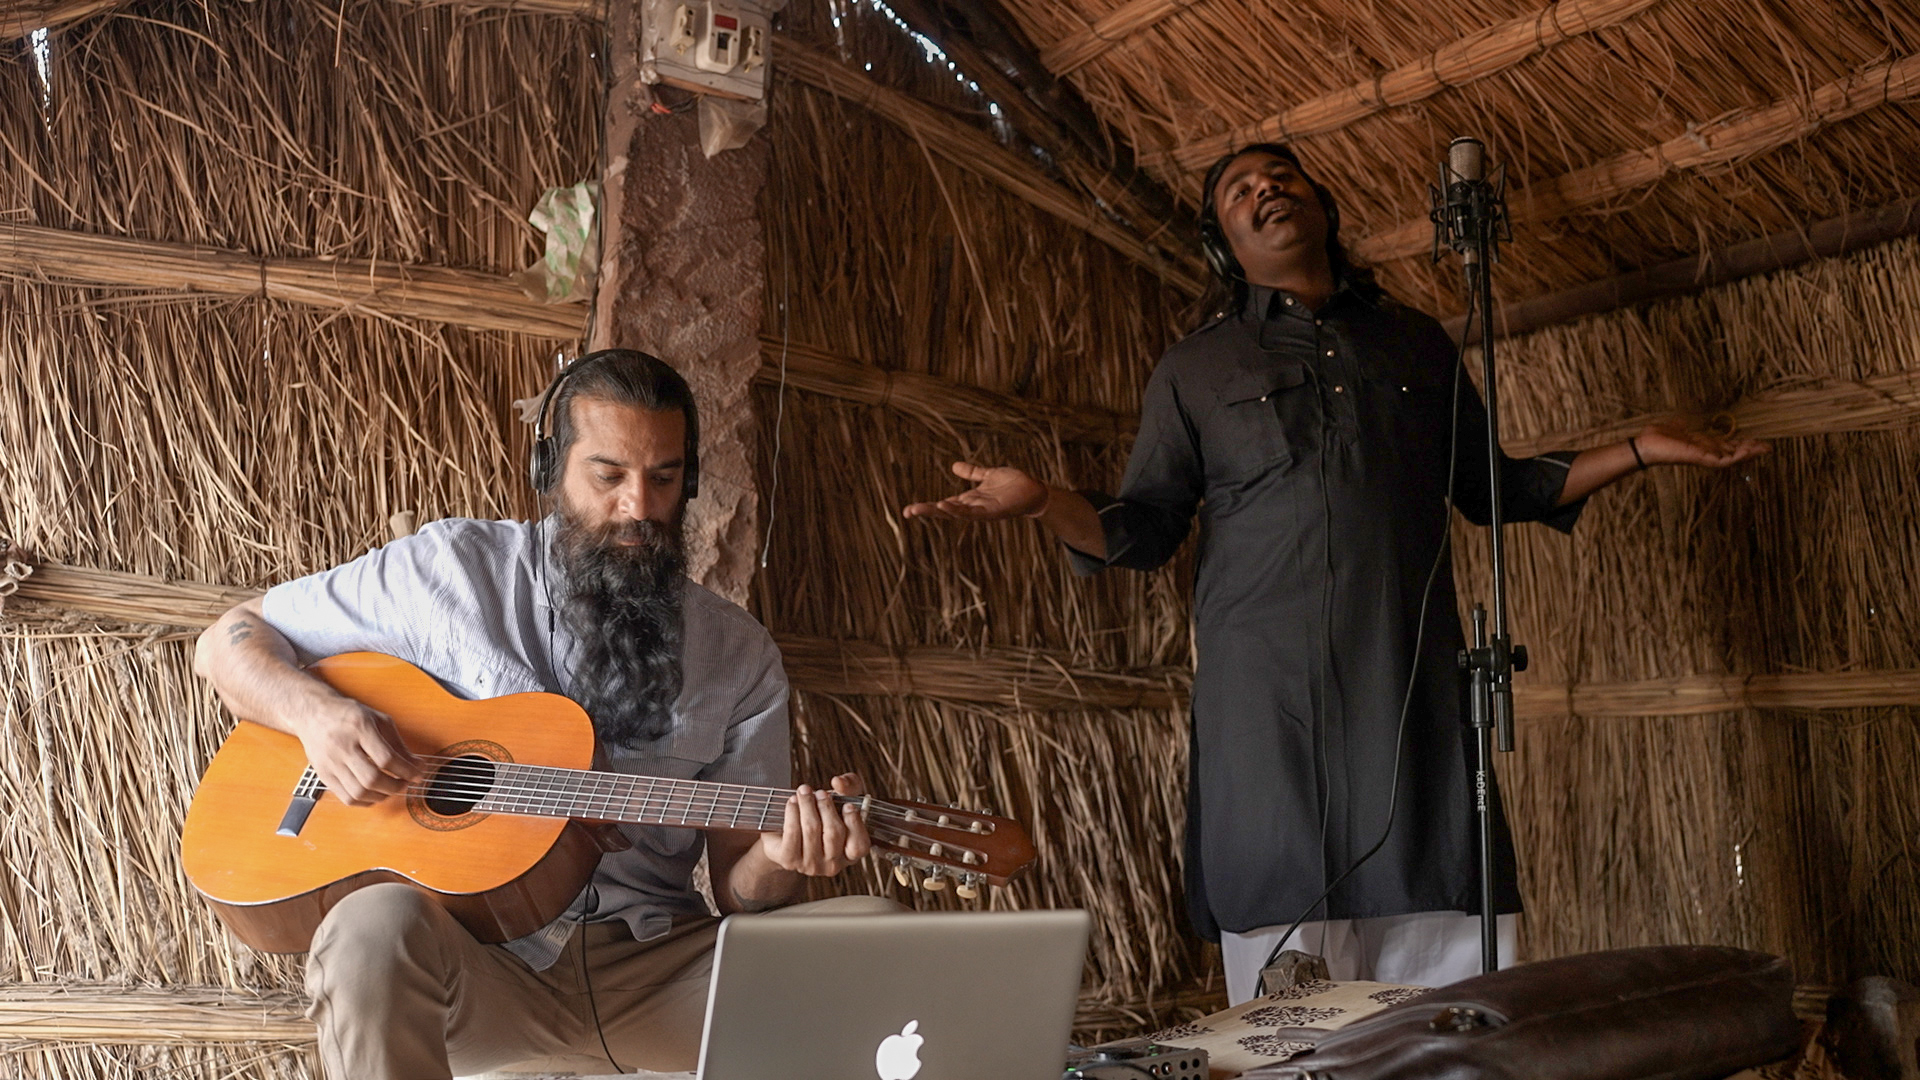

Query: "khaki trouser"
left=304, top=882, right=904, bottom=1080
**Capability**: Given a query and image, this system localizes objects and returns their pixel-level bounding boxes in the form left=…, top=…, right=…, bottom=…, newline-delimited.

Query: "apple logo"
left=874, top=1019, right=925, bottom=1080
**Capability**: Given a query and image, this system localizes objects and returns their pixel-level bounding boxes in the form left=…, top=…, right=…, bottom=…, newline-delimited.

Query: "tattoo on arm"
left=226, top=618, right=254, bottom=645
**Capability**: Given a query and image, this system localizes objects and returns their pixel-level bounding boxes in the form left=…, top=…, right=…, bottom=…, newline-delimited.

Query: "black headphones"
left=527, top=349, right=701, bottom=499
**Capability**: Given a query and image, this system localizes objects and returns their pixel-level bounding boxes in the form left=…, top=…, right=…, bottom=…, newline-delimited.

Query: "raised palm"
left=902, top=461, right=1049, bottom=522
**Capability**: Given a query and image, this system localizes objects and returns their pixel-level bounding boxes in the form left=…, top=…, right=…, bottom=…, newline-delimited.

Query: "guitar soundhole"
left=423, top=755, right=497, bottom=818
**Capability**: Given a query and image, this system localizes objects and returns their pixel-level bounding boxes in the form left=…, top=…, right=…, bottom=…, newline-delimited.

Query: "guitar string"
left=385, top=755, right=964, bottom=828
left=360, top=760, right=993, bottom=863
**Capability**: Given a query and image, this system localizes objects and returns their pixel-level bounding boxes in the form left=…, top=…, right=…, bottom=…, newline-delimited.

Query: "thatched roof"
left=985, top=0, right=1920, bottom=313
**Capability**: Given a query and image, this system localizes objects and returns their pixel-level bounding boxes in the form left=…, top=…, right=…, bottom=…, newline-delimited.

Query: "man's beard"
left=551, top=506, right=687, bottom=747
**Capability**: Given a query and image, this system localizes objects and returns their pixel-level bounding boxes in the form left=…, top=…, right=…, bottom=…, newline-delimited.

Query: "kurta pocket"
left=1208, top=362, right=1312, bottom=482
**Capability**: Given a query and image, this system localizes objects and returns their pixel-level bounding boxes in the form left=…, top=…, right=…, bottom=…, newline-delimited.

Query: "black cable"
left=1261, top=282, right=1479, bottom=974
left=577, top=914, right=627, bottom=1074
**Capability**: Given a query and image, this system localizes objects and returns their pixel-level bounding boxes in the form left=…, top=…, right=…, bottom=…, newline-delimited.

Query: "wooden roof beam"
left=11, top=558, right=1920, bottom=718
left=777, top=42, right=1203, bottom=295
left=1041, top=0, right=1204, bottom=77
left=0, top=222, right=1134, bottom=443
left=883, top=0, right=1191, bottom=239
left=1147, top=0, right=1665, bottom=173
left=2, top=0, right=120, bottom=39
left=1445, top=196, right=1920, bottom=342
left=1356, top=50, right=1920, bottom=264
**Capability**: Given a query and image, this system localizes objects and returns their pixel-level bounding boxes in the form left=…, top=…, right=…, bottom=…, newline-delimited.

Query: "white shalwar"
left=1221, top=911, right=1518, bottom=1005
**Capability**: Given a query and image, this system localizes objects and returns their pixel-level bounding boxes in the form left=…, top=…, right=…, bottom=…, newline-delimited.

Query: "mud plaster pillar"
left=593, top=0, right=766, bottom=605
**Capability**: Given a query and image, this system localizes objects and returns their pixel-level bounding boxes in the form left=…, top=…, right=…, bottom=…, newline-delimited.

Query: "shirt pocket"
left=1207, top=362, right=1312, bottom=482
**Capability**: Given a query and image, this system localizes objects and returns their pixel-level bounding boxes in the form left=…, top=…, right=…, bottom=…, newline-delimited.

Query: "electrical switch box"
left=642, top=0, right=781, bottom=101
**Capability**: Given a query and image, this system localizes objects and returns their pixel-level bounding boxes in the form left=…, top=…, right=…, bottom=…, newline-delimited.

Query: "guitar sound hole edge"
left=423, top=755, right=498, bottom=818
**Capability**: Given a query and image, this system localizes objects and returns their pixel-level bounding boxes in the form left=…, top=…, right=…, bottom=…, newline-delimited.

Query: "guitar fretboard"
left=469, top=763, right=823, bottom=832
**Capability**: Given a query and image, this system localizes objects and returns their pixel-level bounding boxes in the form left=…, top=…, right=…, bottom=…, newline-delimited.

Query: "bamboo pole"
left=1149, top=0, right=1666, bottom=172
left=1, top=0, right=120, bottom=39
left=0, top=223, right=586, bottom=338
left=8, top=556, right=1920, bottom=718
left=776, top=43, right=1204, bottom=297
left=1445, top=197, right=1920, bottom=342
left=0, top=986, right=313, bottom=1044
left=1, top=559, right=1190, bottom=710
left=9, top=219, right=1918, bottom=457
left=1501, top=369, right=1920, bottom=458
left=0, top=222, right=1134, bottom=443
left=1040, top=0, right=1204, bottom=77
left=1356, top=51, right=1920, bottom=264
left=1513, top=671, right=1920, bottom=718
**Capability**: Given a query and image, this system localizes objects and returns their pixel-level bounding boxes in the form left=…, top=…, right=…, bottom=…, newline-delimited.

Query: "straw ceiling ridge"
left=992, top=0, right=1920, bottom=311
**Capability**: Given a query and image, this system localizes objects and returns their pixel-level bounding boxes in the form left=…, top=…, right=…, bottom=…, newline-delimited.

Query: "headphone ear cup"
left=529, top=438, right=554, bottom=493
left=1200, top=220, right=1239, bottom=283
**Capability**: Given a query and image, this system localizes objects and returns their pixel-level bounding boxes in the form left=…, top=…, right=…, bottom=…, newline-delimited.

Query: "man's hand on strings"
left=296, top=696, right=423, bottom=806
left=758, top=772, right=873, bottom=878
left=902, top=462, right=1049, bottom=522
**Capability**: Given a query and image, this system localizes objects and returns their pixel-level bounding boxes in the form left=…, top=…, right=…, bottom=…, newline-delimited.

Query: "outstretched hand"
left=902, top=461, right=1049, bottom=522
left=1635, top=422, right=1769, bottom=469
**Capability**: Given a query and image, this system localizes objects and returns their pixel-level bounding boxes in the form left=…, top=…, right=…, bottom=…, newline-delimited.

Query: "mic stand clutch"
left=1430, top=136, right=1526, bottom=975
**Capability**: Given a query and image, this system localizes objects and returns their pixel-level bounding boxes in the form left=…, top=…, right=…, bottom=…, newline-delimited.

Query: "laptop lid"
left=697, top=909, right=1090, bottom=1080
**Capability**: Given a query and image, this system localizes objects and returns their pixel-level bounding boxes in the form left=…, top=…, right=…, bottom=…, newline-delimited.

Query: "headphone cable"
left=1261, top=282, right=1478, bottom=975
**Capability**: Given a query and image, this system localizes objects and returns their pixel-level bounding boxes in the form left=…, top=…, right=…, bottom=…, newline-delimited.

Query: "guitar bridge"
left=276, top=768, right=325, bottom=837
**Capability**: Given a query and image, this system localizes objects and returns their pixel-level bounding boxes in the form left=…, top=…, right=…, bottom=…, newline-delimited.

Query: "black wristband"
left=1628, top=436, right=1648, bottom=471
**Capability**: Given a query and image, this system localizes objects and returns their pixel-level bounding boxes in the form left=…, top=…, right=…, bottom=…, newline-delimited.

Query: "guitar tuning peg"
left=955, top=879, right=979, bottom=900
left=892, top=858, right=913, bottom=888
left=921, top=872, right=948, bottom=891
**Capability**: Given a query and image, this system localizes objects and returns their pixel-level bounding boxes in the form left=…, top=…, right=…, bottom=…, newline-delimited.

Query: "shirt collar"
left=1243, top=276, right=1370, bottom=324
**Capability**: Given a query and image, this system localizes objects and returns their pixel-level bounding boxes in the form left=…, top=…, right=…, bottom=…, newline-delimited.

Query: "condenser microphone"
left=1430, top=135, right=1508, bottom=266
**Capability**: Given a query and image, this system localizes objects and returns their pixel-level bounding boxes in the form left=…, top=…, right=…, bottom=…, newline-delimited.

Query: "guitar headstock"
left=863, top=797, right=1035, bottom=897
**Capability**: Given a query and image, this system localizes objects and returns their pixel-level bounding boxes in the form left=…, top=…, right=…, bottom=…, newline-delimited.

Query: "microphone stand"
left=1430, top=137, right=1525, bottom=975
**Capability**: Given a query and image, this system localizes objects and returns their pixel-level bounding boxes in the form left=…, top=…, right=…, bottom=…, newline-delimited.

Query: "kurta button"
left=1334, top=385, right=1344, bottom=393
left=1402, top=385, right=1410, bottom=392
left=1284, top=297, right=1294, bottom=306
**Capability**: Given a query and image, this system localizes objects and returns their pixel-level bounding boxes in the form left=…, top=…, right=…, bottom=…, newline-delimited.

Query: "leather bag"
left=1247, top=945, right=1801, bottom=1080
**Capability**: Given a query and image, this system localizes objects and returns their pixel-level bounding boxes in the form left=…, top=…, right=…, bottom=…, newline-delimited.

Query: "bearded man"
left=905, top=146, right=1766, bottom=1001
left=196, top=349, right=894, bottom=1080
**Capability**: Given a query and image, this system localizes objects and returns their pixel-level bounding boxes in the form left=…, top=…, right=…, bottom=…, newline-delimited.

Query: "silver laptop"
left=696, top=909, right=1090, bottom=1080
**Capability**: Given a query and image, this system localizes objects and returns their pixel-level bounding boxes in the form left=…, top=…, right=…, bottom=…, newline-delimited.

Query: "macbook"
left=696, top=909, right=1091, bottom=1080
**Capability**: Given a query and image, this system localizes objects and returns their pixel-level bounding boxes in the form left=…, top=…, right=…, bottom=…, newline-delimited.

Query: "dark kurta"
left=1072, top=284, right=1583, bottom=941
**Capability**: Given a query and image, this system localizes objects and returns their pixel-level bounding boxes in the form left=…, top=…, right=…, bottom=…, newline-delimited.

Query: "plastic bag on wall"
left=699, top=95, right=766, bottom=157
left=514, top=180, right=599, bottom=303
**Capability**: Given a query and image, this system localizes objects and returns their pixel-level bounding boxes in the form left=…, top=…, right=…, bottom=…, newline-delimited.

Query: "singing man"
left=904, top=144, right=1764, bottom=1001
left=196, top=349, right=897, bottom=1079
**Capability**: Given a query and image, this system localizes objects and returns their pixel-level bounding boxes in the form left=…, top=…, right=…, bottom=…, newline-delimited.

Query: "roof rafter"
left=2, top=0, right=119, bottom=39
left=0, top=221, right=1135, bottom=443
left=777, top=41, right=1203, bottom=294
left=1355, top=49, right=1920, bottom=264
left=11, top=558, right=1920, bottom=720
left=1040, top=0, right=1204, bottom=77
left=1145, top=0, right=1665, bottom=173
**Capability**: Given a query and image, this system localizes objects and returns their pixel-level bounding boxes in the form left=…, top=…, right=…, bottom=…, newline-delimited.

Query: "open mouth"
left=1255, top=196, right=1300, bottom=226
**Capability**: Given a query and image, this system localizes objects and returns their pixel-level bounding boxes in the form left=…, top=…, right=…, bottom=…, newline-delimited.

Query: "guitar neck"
left=471, top=762, right=825, bottom=832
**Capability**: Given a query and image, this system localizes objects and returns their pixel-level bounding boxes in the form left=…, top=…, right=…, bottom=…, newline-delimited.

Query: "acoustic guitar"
left=181, top=652, right=1035, bottom=953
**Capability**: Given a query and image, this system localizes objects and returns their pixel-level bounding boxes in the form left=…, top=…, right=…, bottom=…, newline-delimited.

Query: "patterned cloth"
left=1136, top=980, right=1428, bottom=1076
left=1139, top=981, right=1837, bottom=1080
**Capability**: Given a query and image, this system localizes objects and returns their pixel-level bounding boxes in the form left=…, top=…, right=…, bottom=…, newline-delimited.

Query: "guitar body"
left=181, top=652, right=609, bottom=953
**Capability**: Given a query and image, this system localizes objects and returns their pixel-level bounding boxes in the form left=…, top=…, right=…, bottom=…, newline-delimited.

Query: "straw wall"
left=753, top=2, right=1204, bottom=1027
left=1, top=2, right=595, bottom=1075
left=1465, top=235, right=1920, bottom=986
